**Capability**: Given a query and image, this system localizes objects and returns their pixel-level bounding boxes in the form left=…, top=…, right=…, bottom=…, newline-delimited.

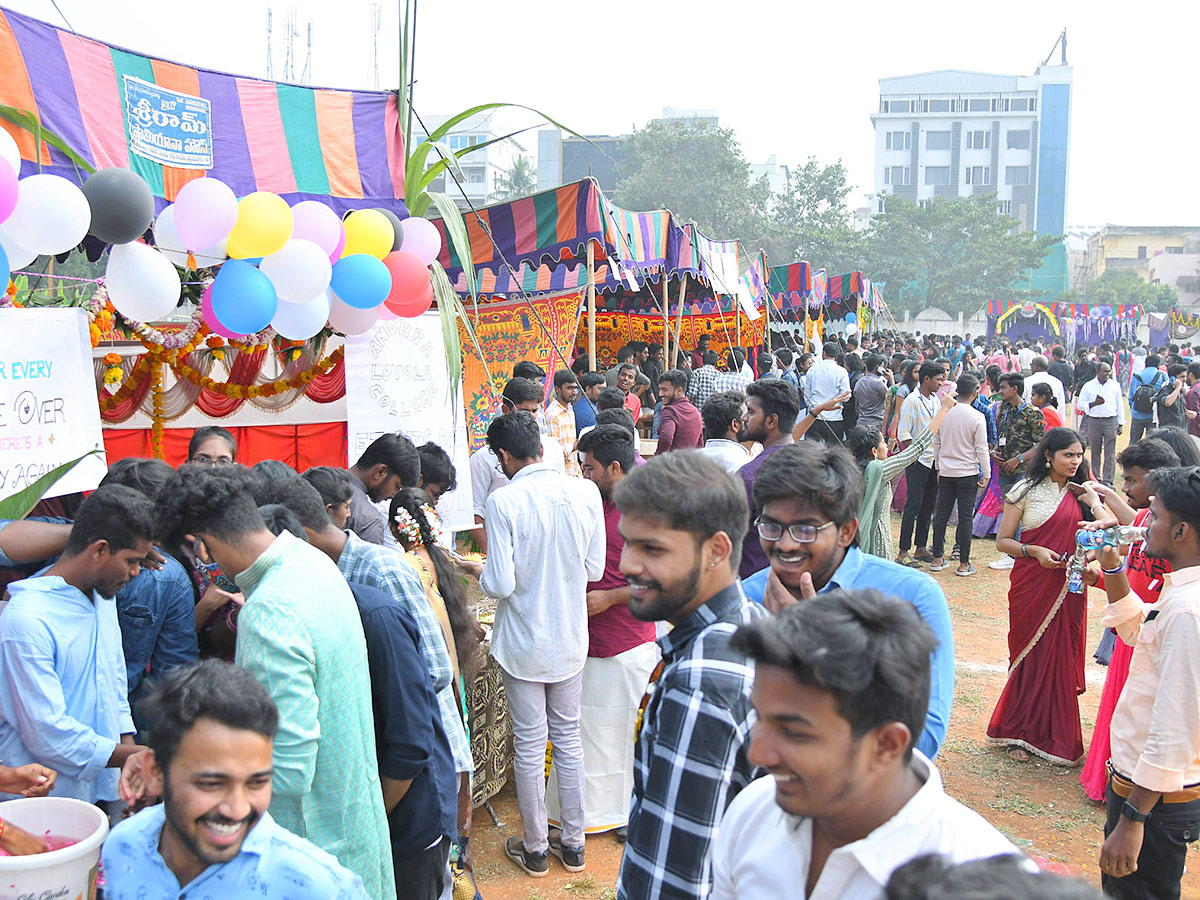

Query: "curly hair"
left=157, top=464, right=267, bottom=549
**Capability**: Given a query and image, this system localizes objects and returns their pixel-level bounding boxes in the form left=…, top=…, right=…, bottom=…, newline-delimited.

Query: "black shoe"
left=505, top=837, right=548, bottom=877
left=548, top=833, right=585, bottom=873
left=615, top=826, right=627, bottom=844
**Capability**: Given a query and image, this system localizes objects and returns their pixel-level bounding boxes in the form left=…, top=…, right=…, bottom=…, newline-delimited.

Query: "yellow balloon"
left=226, top=192, right=293, bottom=259
left=342, top=209, right=393, bottom=260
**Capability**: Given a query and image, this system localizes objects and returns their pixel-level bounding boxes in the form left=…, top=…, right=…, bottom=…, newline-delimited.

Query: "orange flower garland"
left=168, top=346, right=343, bottom=401
left=98, top=355, right=150, bottom=411
left=102, top=352, right=123, bottom=386
left=149, top=358, right=165, bottom=459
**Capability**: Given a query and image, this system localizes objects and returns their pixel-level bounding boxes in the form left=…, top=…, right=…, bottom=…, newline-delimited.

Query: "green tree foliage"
left=764, top=157, right=866, bottom=274
left=614, top=119, right=771, bottom=248
left=1084, top=267, right=1177, bottom=313
left=489, top=154, right=537, bottom=203
left=866, top=194, right=1060, bottom=315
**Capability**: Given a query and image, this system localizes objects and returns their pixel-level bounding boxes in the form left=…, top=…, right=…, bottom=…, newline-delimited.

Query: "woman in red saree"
left=988, top=427, right=1102, bottom=764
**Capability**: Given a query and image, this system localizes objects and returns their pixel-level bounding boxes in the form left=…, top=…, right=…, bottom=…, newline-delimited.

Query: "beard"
left=627, top=559, right=702, bottom=622
left=161, top=778, right=260, bottom=868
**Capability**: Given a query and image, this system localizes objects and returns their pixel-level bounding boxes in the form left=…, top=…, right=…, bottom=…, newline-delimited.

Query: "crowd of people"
left=0, top=327, right=1197, bottom=899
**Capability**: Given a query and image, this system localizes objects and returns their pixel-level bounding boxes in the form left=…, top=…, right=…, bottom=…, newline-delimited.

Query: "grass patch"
left=565, top=874, right=598, bottom=893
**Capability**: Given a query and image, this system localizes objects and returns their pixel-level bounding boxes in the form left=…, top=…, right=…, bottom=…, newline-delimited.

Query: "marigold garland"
left=102, top=352, right=123, bottom=386
left=98, top=355, right=151, bottom=411
left=168, top=346, right=343, bottom=400
left=149, top=358, right=165, bottom=459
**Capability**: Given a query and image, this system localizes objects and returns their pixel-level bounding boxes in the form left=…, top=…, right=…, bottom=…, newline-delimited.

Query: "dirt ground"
left=465, top=495, right=1200, bottom=899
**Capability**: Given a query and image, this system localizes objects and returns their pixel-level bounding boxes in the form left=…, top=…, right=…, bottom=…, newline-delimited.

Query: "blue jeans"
left=651, top=401, right=663, bottom=438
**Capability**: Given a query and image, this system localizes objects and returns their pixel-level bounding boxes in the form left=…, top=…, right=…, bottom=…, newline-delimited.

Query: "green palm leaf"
left=0, top=450, right=101, bottom=520
left=0, top=104, right=95, bottom=178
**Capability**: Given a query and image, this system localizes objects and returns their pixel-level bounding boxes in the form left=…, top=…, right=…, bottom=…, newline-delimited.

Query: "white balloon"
left=0, top=225, right=37, bottom=269
left=272, top=290, right=332, bottom=340
left=6, top=174, right=91, bottom=255
left=153, top=206, right=228, bottom=269
left=327, top=292, right=380, bottom=336
left=106, top=242, right=182, bottom=322
left=0, top=128, right=19, bottom=177
left=260, top=239, right=333, bottom=303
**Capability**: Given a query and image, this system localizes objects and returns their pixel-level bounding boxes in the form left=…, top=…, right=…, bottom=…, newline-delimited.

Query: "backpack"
left=1132, top=371, right=1161, bottom=415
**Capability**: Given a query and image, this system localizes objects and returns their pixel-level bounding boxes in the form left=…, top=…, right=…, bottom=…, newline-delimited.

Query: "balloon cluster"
left=0, top=129, right=441, bottom=340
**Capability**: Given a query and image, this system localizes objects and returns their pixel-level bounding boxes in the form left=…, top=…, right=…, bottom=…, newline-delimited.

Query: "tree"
left=865, top=194, right=1060, bottom=315
left=1084, top=267, right=1176, bottom=313
left=764, top=156, right=867, bottom=273
left=614, top=119, right=771, bottom=249
left=489, top=154, right=537, bottom=203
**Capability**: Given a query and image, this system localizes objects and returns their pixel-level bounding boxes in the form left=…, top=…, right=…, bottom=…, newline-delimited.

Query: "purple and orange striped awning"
left=0, top=6, right=406, bottom=216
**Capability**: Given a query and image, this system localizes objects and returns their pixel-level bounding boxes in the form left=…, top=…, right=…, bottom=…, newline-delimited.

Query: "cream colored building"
left=1084, top=225, right=1200, bottom=283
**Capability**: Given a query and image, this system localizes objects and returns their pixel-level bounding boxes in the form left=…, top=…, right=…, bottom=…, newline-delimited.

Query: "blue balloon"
left=210, top=259, right=278, bottom=334
left=846, top=311, right=857, bottom=323
left=0, top=243, right=8, bottom=291
left=330, top=253, right=391, bottom=310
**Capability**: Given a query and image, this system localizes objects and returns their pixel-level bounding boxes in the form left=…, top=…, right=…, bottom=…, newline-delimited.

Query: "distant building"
left=1084, top=225, right=1200, bottom=283
left=416, top=112, right=526, bottom=210
left=749, top=155, right=791, bottom=198
left=870, top=50, right=1073, bottom=295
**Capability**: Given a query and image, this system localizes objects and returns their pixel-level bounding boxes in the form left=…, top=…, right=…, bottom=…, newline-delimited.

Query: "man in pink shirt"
left=929, top=374, right=990, bottom=576
left=615, top=363, right=642, bottom=422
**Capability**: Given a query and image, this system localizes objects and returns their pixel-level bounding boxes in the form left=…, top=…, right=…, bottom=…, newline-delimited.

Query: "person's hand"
left=814, top=391, right=852, bottom=415
left=142, top=547, right=167, bottom=571
left=1097, top=544, right=1126, bottom=571
left=0, top=763, right=56, bottom=797
left=0, top=818, right=50, bottom=856
left=1118, top=425, right=1124, bottom=436
left=763, top=568, right=812, bottom=614
left=977, top=477, right=988, bottom=489
left=1084, top=480, right=1114, bottom=499
left=1100, top=819, right=1144, bottom=879
left=451, top=553, right=484, bottom=579
left=1188, top=410, right=1198, bottom=420
left=1001, top=456, right=1021, bottom=473
left=198, top=582, right=242, bottom=614
left=940, top=392, right=957, bottom=412
left=1068, top=482, right=1102, bottom=512
left=585, top=590, right=615, bottom=617
left=1082, top=564, right=1102, bottom=587
left=118, top=749, right=156, bottom=804
left=1029, top=546, right=1065, bottom=569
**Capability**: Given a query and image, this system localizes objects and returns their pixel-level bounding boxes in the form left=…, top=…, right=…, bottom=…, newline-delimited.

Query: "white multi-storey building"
left=417, top=111, right=526, bottom=210
left=870, top=61, right=1072, bottom=294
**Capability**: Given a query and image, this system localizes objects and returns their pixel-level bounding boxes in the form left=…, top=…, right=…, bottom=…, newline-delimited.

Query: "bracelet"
left=1101, top=562, right=1127, bottom=575
left=1021, top=543, right=1030, bottom=558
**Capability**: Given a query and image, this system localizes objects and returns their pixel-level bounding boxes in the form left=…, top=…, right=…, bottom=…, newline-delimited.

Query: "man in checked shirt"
left=613, top=451, right=766, bottom=900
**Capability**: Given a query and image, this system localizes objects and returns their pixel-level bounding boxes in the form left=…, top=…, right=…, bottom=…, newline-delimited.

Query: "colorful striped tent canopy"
left=827, top=271, right=866, bottom=300
left=985, top=300, right=1142, bottom=320
left=0, top=7, right=406, bottom=215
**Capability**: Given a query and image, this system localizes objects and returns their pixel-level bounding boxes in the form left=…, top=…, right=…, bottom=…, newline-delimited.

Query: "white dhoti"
left=546, top=640, right=658, bottom=833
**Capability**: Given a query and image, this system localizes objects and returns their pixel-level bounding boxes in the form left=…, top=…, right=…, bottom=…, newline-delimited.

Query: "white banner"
left=344, top=311, right=474, bottom=531
left=0, top=308, right=107, bottom=499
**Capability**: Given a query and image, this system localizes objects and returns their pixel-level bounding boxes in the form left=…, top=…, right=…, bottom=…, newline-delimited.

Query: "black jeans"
left=1129, top=417, right=1153, bottom=444
left=931, top=475, right=978, bottom=565
left=1103, top=781, right=1200, bottom=899
left=899, top=461, right=938, bottom=553
left=807, top=417, right=845, bottom=444
left=395, top=836, right=451, bottom=900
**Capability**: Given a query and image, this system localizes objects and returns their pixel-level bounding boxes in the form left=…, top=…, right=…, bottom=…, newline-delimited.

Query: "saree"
left=986, top=485, right=1088, bottom=765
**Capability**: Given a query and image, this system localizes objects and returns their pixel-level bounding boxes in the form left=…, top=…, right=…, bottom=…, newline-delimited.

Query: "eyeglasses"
left=755, top=519, right=835, bottom=543
left=190, top=455, right=233, bottom=466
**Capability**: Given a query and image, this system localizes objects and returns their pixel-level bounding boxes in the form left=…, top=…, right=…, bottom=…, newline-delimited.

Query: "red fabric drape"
left=194, top=349, right=268, bottom=418
left=103, top=423, right=348, bottom=469
left=98, top=369, right=153, bottom=422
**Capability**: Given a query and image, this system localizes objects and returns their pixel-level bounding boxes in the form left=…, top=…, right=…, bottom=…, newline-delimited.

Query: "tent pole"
left=586, top=239, right=596, bottom=371
left=674, top=273, right=688, bottom=367
left=661, top=274, right=670, bottom=367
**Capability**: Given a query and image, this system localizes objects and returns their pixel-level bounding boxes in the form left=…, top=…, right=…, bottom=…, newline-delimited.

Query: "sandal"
left=1007, top=745, right=1030, bottom=762
left=955, top=565, right=977, bottom=577
left=897, top=557, right=924, bottom=568
left=929, top=561, right=951, bottom=572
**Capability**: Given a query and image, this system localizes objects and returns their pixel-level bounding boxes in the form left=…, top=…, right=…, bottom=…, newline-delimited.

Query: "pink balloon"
left=174, top=178, right=238, bottom=251
left=0, top=158, right=16, bottom=224
left=200, top=284, right=246, bottom=339
left=377, top=303, right=399, bottom=321
left=328, top=221, right=346, bottom=265
left=291, top=201, right=343, bottom=256
left=400, top=216, right=442, bottom=266
left=327, top=292, right=380, bottom=336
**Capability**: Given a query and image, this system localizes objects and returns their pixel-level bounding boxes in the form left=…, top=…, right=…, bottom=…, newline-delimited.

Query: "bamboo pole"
left=661, top=274, right=670, bottom=366
left=674, top=272, right=688, bottom=367
left=586, top=240, right=596, bottom=371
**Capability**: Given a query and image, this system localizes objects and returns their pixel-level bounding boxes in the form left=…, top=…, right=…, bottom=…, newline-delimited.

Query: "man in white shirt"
left=1017, top=342, right=1035, bottom=375
left=1076, top=363, right=1126, bottom=485
left=698, top=390, right=751, bottom=473
left=804, top=341, right=851, bottom=443
left=1023, top=355, right=1067, bottom=410
left=1095, top=467, right=1200, bottom=899
left=713, top=588, right=1018, bottom=899
left=459, top=410, right=605, bottom=877
left=930, top=374, right=990, bottom=577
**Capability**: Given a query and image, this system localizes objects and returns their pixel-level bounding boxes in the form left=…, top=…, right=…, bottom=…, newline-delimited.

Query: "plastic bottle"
left=1075, top=525, right=1147, bottom=551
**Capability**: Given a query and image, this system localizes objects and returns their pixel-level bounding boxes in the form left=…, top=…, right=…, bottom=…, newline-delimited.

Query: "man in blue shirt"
left=1128, top=354, right=1166, bottom=443
left=739, top=440, right=955, bottom=759
left=103, top=660, right=370, bottom=900
left=574, top=371, right=605, bottom=433
left=0, top=485, right=154, bottom=803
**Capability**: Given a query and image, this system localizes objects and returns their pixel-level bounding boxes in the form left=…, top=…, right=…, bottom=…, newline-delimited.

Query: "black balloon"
left=81, top=167, right=155, bottom=245
left=373, top=207, right=405, bottom=252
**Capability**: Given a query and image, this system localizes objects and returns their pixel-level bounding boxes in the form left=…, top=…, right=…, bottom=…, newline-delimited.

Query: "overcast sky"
left=8, top=0, right=1199, bottom=229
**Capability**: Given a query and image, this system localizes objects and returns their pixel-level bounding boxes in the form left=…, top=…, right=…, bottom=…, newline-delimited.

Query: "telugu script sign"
left=0, top=309, right=107, bottom=500
left=345, top=312, right=474, bottom=531
left=123, top=76, right=214, bottom=169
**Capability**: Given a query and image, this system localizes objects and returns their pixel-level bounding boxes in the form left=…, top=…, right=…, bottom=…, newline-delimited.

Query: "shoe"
left=988, top=556, right=1015, bottom=570
left=615, top=826, right=627, bottom=844
left=505, top=837, right=548, bottom=877
left=955, top=565, right=977, bottom=577
left=929, top=561, right=951, bottom=572
left=548, top=833, right=585, bottom=873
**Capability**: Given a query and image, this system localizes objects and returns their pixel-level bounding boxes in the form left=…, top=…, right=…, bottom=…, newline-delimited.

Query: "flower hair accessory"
left=393, top=507, right=423, bottom=546
left=421, top=504, right=442, bottom=537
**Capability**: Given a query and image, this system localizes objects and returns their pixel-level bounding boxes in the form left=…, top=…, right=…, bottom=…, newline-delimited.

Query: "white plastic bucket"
left=0, top=797, right=108, bottom=900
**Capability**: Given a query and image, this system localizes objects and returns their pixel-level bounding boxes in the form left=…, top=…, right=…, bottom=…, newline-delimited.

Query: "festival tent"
left=986, top=299, right=1141, bottom=349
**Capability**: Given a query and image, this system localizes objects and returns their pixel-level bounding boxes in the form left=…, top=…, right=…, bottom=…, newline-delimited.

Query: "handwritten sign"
left=0, top=309, right=107, bottom=500
left=345, top=311, right=474, bottom=531
left=123, top=76, right=213, bottom=169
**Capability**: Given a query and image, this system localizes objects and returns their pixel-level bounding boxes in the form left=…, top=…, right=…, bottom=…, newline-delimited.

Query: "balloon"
left=387, top=282, right=433, bottom=318
left=226, top=192, right=293, bottom=260
left=105, top=242, right=182, bottom=322
left=327, top=293, right=380, bottom=335
left=5, top=174, right=91, bottom=254
left=377, top=303, right=399, bottom=321
left=153, top=206, right=227, bottom=268
left=174, top=177, right=239, bottom=250
left=845, top=323, right=858, bottom=336
left=328, top=221, right=346, bottom=264
left=846, top=311, right=857, bottom=324
left=271, top=290, right=331, bottom=340
left=373, top=207, right=404, bottom=252
left=382, top=250, right=433, bottom=315
left=399, top=216, right=442, bottom=266
left=0, top=226, right=36, bottom=269
left=81, top=168, right=154, bottom=244
left=330, top=253, right=391, bottom=309
left=209, top=259, right=278, bottom=334
left=341, top=209, right=393, bottom=259
left=0, top=158, right=16, bottom=224
left=291, top=201, right=343, bottom=256
left=0, top=242, right=8, bottom=288
left=0, top=127, right=19, bottom=176
left=200, top=285, right=243, bottom=339
left=260, top=239, right=333, bottom=303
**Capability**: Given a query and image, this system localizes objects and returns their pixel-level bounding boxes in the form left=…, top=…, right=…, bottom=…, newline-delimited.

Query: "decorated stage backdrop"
left=582, top=308, right=766, bottom=372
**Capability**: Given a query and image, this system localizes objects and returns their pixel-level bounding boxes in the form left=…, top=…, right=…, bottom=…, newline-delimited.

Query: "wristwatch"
left=1120, top=801, right=1150, bottom=824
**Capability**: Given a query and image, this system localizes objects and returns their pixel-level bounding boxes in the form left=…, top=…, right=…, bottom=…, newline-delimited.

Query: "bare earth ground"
left=466, top=487, right=1200, bottom=899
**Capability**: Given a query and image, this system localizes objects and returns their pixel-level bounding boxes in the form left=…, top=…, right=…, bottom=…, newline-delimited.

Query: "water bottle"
left=1066, top=548, right=1087, bottom=594
left=1075, top=525, right=1147, bottom=551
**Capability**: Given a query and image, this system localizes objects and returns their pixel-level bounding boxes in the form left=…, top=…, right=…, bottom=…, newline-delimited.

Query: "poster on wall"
left=0, top=309, right=107, bottom=499
left=345, top=311, right=474, bottom=531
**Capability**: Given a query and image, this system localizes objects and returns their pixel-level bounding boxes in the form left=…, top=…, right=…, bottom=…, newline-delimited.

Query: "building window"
left=925, top=99, right=951, bottom=113
left=968, top=99, right=991, bottom=112
left=1009, top=98, right=1031, bottom=112
left=466, top=168, right=486, bottom=184
left=1005, top=166, right=1030, bottom=186
left=883, top=100, right=911, bottom=114
left=877, top=197, right=887, bottom=214
left=885, top=130, right=911, bottom=151
left=966, top=130, right=990, bottom=150
left=998, top=200, right=1012, bottom=215
left=918, top=199, right=932, bottom=209
left=1138, top=245, right=1147, bottom=260
left=925, top=166, right=951, bottom=186
left=883, top=166, right=911, bottom=186
left=1167, top=246, right=1184, bottom=254
left=926, top=131, right=951, bottom=150
left=965, top=166, right=990, bottom=185
left=1006, top=130, right=1031, bottom=150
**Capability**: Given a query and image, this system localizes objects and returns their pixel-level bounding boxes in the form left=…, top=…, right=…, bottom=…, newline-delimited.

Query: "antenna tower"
left=266, top=9, right=273, bottom=78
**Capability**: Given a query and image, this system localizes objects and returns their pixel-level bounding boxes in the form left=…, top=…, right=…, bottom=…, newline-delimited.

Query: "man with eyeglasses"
left=738, top=440, right=955, bottom=760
